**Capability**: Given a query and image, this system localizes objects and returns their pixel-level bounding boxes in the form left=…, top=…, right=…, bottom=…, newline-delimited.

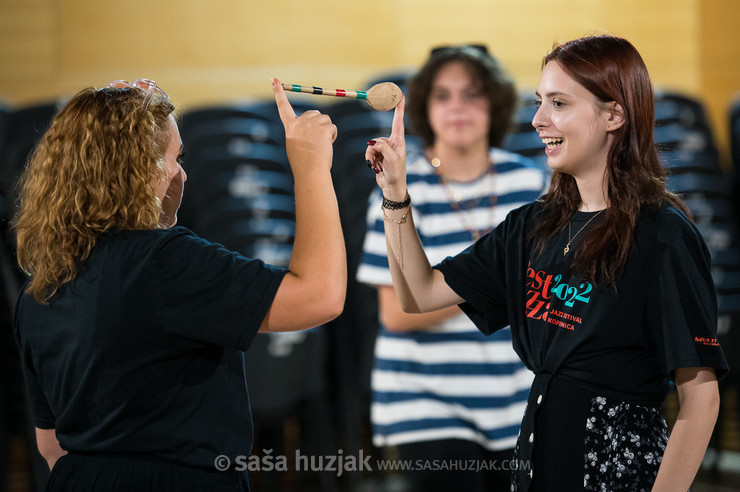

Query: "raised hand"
left=365, top=97, right=407, bottom=201
left=261, top=78, right=346, bottom=333
left=272, top=78, right=337, bottom=177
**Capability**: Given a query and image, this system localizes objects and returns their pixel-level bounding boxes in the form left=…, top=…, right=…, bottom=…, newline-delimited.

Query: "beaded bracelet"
left=382, top=193, right=411, bottom=210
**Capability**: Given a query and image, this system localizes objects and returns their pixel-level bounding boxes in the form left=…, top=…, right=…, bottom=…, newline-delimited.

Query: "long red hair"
left=532, top=35, right=689, bottom=287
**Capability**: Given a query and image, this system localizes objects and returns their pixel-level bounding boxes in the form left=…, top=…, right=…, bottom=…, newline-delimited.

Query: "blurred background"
left=1, top=0, right=740, bottom=491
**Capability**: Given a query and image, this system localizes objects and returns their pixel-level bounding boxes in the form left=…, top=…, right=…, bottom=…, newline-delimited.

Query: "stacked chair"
left=655, top=90, right=740, bottom=468
left=0, top=99, right=61, bottom=492
left=731, top=96, right=740, bottom=227
left=655, top=90, right=740, bottom=317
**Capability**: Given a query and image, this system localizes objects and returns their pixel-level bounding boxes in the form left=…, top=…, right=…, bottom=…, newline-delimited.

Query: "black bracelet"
left=382, top=193, right=411, bottom=210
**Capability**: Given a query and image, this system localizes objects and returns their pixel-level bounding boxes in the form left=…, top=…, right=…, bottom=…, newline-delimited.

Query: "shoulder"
left=151, top=225, right=205, bottom=248
left=510, top=199, right=545, bottom=218
left=490, top=148, right=544, bottom=174
left=97, top=227, right=194, bottom=250
left=636, top=202, right=710, bottom=262
left=495, top=200, right=544, bottom=234
left=149, top=226, right=241, bottom=264
left=98, top=227, right=210, bottom=262
left=639, top=203, right=700, bottom=243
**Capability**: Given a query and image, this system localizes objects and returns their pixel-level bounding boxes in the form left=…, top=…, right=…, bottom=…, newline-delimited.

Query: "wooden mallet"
left=281, top=82, right=403, bottom=111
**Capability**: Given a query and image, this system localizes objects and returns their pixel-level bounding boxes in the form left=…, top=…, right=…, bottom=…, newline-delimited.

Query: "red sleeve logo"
left=694, top=337, right=720, bottom=347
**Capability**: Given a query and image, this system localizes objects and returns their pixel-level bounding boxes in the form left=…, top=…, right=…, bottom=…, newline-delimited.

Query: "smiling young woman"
left=365, top=35, right=727, bottom=491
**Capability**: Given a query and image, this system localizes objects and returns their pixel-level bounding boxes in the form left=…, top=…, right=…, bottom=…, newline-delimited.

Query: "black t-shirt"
left=436, top=201, right=728, bottom=398
left=14, top=227, right=286, bottom=470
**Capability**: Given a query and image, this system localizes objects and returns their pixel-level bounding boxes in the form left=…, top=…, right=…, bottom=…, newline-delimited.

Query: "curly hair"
left=531, top=35, right=689, bottom=288
left=406, top=45, right=518, bottom=148
left=12, top=86, right=176, bottom=303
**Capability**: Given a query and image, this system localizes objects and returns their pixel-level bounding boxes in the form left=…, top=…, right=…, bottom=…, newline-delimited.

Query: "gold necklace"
left=564, top=210, right=604, bottom=256
left=434, top=158, right=496, bottom=241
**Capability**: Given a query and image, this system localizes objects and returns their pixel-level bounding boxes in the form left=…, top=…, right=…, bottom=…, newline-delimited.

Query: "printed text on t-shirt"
left=525, top=262, right=593, bottom=330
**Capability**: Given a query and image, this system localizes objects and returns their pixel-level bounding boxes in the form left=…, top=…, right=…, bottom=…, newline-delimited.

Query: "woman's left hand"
left=366, top=97, right=407, bottom=201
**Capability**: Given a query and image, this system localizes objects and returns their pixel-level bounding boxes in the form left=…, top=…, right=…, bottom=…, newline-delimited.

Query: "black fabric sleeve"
left=647, top=212, right=729, bottom=381
left=151, top=228, right=288, bottom=351
left=13, top=297, right=56, bottom=429
left=434, top=215, right=511, bottom=335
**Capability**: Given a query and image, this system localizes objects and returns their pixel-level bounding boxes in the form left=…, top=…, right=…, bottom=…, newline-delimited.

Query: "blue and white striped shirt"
left=357, top=147, right=547, bottom=450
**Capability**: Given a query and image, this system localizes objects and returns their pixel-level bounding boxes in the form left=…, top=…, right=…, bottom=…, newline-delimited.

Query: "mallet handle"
left=281, top=83, right=368, bottom=101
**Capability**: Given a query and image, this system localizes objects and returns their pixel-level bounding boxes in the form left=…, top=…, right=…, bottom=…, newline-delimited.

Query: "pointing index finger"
left=272, top=78, right=296, bottom=123
left=390, top=95, right=405, bottom=140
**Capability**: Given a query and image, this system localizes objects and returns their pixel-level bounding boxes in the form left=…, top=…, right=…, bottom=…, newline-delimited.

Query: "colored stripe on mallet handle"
left=281, top=82, right=403, bottom=111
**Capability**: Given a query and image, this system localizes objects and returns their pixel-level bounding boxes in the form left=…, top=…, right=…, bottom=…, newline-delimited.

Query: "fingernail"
left=367, top=140, right=376, bottom=146
left=366, top=159, right=373, bottom=169
left=373, top=167, right=380, bottom=174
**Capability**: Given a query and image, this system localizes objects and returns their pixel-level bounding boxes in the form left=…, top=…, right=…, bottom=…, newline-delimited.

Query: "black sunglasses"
left=430, top=44, right=489, bottom=56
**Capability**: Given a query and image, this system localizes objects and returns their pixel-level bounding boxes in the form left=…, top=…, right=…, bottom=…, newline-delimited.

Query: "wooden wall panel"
left=0, top=0, right=736, bottom=161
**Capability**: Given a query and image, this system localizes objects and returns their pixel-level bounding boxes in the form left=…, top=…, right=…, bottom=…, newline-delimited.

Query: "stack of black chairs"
left=178, top=102, right=295, bottom=262
left=654, top=90, right=740, bottom=318
left=653, top=90, right=740, bottom=467
left=0, top=98, right=61, bottom=492
left=730, top=96, right=740, bottom=228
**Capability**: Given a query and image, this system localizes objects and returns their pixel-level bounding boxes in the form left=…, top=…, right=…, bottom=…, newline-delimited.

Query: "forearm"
left=383, top=305, right=463, bottom=332
left=288, top=169, right=346, bottom=316
left=382, top=205, right=456, bottom=313
left=378, top=285, right=461, bottom=332
left=36, top=428, right=66, bottom=470
left=652, top=369, right=719, bottom=491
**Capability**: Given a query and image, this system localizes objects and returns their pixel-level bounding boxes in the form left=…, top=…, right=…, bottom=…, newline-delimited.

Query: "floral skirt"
left=511, top=374, right=668, bottom=491
left=583, top=396, right=669, bottom=490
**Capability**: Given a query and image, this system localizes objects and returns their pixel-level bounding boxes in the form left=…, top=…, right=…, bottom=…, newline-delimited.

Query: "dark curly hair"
left=406, top=44, right=517, bottom=148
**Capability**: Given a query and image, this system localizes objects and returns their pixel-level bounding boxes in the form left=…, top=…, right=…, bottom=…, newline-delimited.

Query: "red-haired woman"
left=367, top=35, right=727, bottom=491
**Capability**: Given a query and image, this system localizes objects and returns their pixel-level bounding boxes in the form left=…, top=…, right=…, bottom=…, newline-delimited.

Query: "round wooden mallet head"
left=366, top=82, right=403, bottom=111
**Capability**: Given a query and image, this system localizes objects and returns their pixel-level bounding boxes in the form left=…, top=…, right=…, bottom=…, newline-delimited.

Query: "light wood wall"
left=1, top=0, right=738, bottom=166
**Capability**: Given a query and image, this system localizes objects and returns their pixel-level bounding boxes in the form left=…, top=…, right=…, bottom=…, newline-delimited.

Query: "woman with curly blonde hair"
left=12, top=79, right=346, bottom=491
left=15, top=83, right=176, bottom=302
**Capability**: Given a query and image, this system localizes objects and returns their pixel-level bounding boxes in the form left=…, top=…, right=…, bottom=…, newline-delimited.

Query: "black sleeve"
left=434, top=215, right=512, bottom=335
left=151, top=228, right=288, bottom=351
left=647, top=214, right=729, bottom=381
left=13, top=297, right=56, bottom=429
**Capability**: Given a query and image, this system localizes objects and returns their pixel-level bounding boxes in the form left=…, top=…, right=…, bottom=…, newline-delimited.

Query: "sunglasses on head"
left=103, top=78, right=168, bottom=108
left=430, top=44, right=489, bottom=56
